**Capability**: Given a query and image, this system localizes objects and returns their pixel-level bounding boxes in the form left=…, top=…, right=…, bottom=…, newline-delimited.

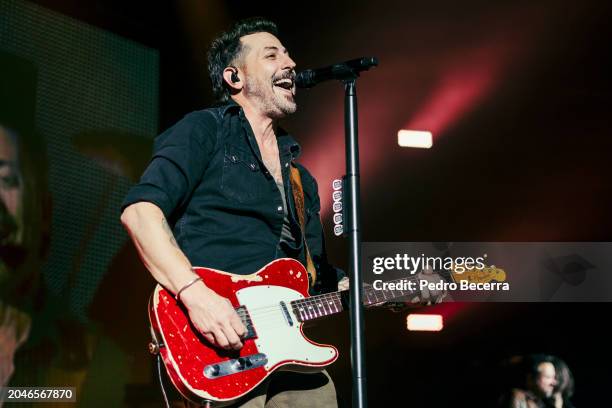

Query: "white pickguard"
left=235, top=285, right=337, bottom=370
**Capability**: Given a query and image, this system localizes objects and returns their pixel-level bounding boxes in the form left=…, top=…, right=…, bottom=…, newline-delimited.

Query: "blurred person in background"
left=499, top=354, right=558, bottom=408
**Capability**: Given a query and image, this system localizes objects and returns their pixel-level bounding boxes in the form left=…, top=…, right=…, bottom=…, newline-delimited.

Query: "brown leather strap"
left=289, top=164, right=317, bottom=286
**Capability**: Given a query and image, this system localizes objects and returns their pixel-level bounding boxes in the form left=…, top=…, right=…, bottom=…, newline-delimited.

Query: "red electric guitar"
left=148, top=258, right=505, bottom=406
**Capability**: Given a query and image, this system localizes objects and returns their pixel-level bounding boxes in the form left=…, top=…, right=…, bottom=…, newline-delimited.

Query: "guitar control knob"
left=211, top=364, right=220, bottom=376
left=148, top=342, right=159, bottom=355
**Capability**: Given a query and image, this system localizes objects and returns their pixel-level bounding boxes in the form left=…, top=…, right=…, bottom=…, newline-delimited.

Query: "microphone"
left=295, top=57, right=378, bottom=88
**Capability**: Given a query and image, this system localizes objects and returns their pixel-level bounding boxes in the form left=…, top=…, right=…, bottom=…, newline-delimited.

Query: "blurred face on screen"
left=0, top=125, right=29, bottom=387
left=0, top=126, right=24, bottom=287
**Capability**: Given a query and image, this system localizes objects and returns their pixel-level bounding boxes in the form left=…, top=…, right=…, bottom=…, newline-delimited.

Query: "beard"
left=244, top=73, right=297, bottom=119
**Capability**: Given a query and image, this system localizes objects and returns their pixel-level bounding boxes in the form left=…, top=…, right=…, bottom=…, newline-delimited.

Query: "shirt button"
left=284, top=162, right=289, bottom=168
left=277, top=206, right=283, bottom=212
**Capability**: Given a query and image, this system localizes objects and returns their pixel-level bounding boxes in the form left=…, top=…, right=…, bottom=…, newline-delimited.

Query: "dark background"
left=23, top=0, right=612, bottom=406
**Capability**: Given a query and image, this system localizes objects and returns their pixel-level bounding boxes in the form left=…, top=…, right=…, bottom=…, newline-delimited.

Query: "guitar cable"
left=156, top=353, right=171, bottom=408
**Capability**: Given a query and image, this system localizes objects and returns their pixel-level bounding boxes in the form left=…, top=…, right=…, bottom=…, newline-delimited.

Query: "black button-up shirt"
left=121, top=101, right=340, bottom=293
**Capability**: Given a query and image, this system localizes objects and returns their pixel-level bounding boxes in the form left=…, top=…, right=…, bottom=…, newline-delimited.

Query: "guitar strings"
left=166, top=274, right=429, bottom=330
left=227, top=273, right=424, bottom=315
left=166, top=288, right=414, bottom=333
left=234, top=293, right=346, bottom=321
left=231, top=287, right=411, bottom=325
left=170, top=270, right=491, bottom=332
left=223, top=278, right=420, bottom=323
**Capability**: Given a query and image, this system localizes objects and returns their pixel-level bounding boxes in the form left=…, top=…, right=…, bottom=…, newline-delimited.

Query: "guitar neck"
left=290, top=271, right=454, bottom=323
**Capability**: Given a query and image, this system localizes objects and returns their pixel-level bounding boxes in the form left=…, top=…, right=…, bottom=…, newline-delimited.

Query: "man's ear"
left=223, top=67, right=242, bottom=91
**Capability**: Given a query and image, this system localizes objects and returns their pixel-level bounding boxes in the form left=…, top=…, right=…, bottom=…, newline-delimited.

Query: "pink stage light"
left=406, top=313, right=444, bottom=331
left=404, top=45, right=503, bottom=137
left=297, top=9, right=539, bottom=220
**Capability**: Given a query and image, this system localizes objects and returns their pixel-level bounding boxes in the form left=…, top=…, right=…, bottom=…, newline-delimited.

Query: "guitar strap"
left=289, top=164, right=317, bottom=286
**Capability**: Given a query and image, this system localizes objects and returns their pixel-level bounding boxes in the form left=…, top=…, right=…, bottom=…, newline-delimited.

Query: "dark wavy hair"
left=551, top=356, right=575, bottom=400
left=207, top=17, right=278, bottom=103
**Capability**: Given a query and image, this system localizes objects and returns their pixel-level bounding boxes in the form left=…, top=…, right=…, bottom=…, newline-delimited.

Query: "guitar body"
left=149, top=258, right=338, bottom=406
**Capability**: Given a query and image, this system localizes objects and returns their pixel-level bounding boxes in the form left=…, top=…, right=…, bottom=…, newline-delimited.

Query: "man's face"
left=238, top=32, right=297, bottom=118
left=535, top=362, right=557, bottom=397
left=0, top=126, right=24, bottom=285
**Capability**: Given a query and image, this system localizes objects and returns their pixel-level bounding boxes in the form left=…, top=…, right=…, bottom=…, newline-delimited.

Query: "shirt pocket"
left=221, top=144, right=266, bottom=203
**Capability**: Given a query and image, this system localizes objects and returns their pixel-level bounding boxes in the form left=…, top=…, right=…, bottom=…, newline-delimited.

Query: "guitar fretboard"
left=290, top=270, right=453, bottom=322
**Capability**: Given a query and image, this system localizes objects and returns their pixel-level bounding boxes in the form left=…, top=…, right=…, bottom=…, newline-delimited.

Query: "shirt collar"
left=220, top=100, right=302, bottom=160
left=219, top=99, right=241, bottom=116
left=277, top=128, right=301, bottom=160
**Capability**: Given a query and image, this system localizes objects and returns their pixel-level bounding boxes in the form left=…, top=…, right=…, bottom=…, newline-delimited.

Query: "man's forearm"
left=120, top=201, right=197, bottom=294
left=121, top=201, right=246, bottom=350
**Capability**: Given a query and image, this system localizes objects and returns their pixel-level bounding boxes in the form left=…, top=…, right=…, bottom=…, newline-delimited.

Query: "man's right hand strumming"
left=120, top=202, right=246, bottom=351
left=179, top=281, right=246, bottom=350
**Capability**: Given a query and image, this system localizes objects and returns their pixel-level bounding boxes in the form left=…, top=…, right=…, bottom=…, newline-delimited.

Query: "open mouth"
left=273, top=77, right=295, bottom=94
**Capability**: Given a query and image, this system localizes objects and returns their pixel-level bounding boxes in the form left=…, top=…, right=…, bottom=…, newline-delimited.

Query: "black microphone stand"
left=299, top=57, right=377, bottom=408
left=344, top=76, right=368, bottom=408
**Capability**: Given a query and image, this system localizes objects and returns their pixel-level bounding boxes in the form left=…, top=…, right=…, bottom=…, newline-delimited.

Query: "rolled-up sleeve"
left=121, top=111, right=217, bottom=218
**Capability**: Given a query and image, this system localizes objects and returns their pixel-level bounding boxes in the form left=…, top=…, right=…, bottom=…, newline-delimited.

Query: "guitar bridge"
left=203, top=353, right=268, bottom=379
left=236, top=305, right=257, bottom=339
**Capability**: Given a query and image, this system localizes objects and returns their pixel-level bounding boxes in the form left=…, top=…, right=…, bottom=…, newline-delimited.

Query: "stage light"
left=406, top=314, right=443, bottom=331
left=398, top=130, right=433, bottom=149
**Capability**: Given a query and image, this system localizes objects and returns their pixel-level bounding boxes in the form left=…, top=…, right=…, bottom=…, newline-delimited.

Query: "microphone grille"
left=295, top=70, right=315, bottom=89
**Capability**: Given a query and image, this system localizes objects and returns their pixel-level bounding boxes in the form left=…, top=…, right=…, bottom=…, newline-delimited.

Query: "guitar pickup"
left=203, top=353, right=268, bottom=379
left=280, top=301, right=293, bottom=326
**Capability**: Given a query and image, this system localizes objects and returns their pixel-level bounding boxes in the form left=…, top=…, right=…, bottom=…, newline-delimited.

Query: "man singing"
left=121, top=18, right=341, bottom=407
left=121, top=17, right=441, bottom=407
